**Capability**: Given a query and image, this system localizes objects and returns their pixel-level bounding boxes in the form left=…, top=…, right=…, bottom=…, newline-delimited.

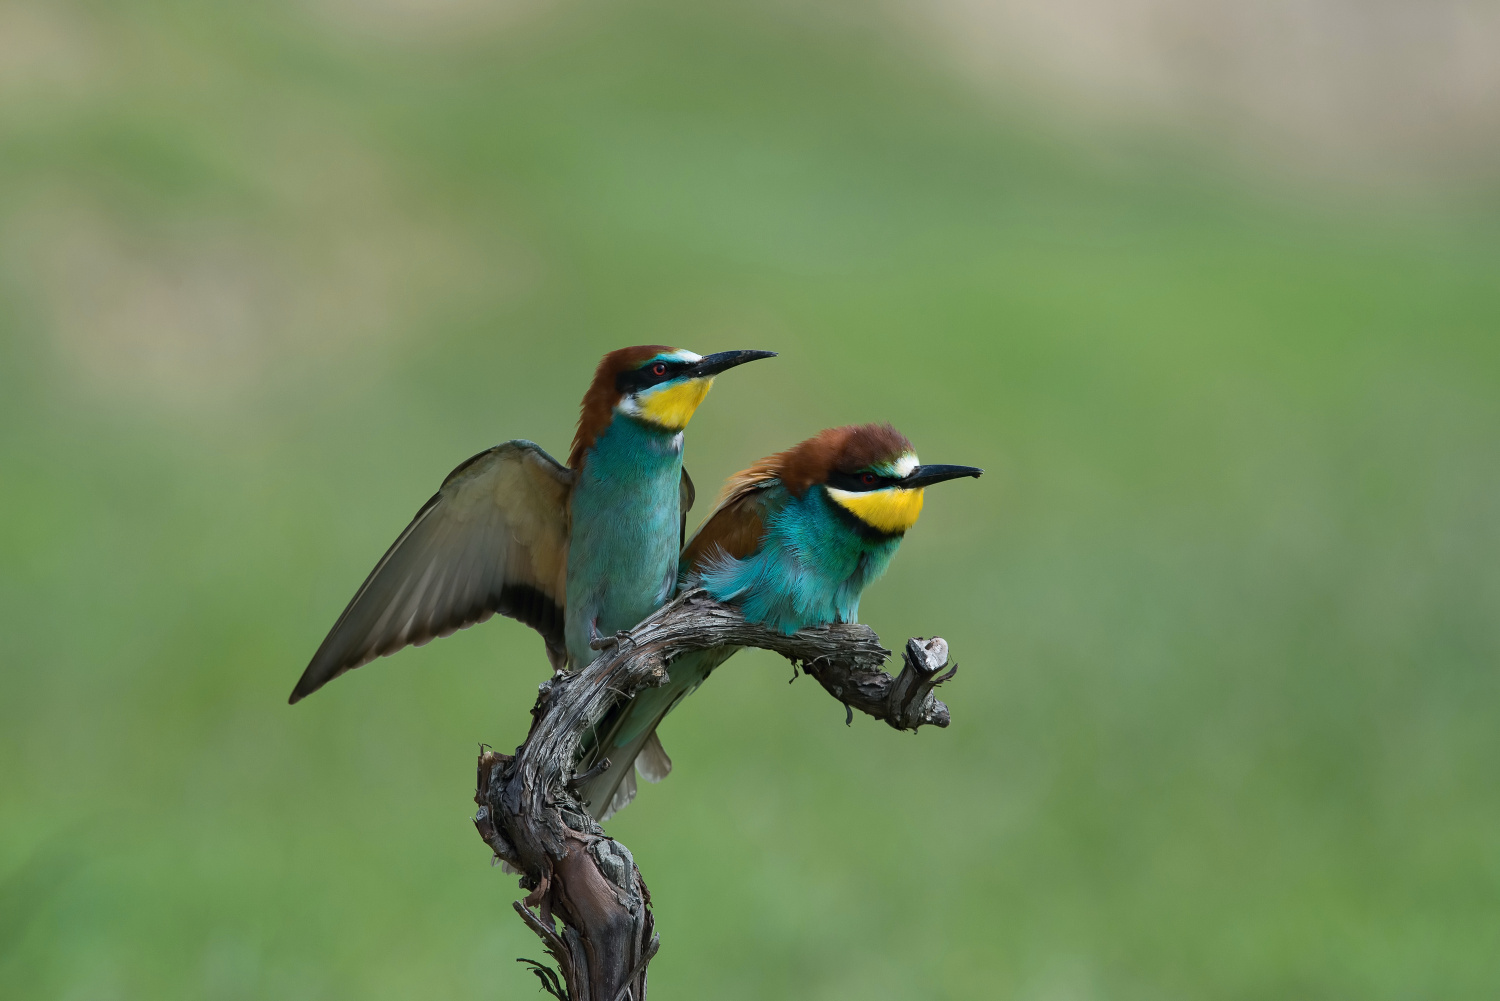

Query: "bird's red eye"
left=651, top=362, right=668, bottom=377
left=861, top=472, right=877, bottom=486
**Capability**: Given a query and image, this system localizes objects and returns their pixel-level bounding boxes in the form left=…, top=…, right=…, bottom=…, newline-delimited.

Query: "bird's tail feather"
left=578, top=728, right=657, bottom=820
left=574, top=646, right=736, bottom=820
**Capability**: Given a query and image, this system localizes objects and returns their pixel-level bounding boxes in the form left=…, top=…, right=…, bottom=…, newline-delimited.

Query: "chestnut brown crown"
left=761, top=423, right=916, bottom=496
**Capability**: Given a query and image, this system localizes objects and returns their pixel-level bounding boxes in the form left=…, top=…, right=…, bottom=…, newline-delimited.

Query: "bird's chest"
left=567, top=428, right=683, bottom=631
left=797, top=536, right=894, bottom=614
left=761, top=504, right=900, bottom=629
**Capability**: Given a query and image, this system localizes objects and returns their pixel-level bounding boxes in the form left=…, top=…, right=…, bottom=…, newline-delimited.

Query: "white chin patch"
left=893, top=454, right=919, bottom=478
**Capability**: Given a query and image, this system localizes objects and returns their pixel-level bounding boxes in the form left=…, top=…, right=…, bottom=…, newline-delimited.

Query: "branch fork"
left=473, top=589, right=958, bottom=1000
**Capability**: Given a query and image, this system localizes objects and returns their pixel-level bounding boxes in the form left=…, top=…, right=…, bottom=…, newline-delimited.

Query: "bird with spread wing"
left=289, top=345, right=775, bottom=704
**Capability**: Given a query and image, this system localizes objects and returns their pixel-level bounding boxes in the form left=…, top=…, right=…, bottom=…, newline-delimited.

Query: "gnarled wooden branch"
left=473, top=588, right=957, bottom=1000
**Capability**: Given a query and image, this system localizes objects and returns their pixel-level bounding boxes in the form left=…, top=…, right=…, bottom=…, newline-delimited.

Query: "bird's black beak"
left=690, top=349, right=778, bottom=378
left=903, top=464, right=984, bottom=487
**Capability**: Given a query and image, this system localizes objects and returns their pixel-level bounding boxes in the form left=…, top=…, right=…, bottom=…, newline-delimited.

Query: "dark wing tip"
left=288, top=655, right=345, bottom=705
left=287, top=669, right=320, bottom=705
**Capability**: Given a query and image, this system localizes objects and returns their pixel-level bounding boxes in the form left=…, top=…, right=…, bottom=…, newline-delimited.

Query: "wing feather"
left=679, top=466, right=696, bottom=547
left=290, top=440, right=573, bottom=703
left=680, top=468, right=778, bottom=573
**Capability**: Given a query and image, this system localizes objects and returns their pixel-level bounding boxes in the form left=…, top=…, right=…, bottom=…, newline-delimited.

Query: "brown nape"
left=773, top=423, right=914, bottom=495
left=568, top=345, right=676, bottom=469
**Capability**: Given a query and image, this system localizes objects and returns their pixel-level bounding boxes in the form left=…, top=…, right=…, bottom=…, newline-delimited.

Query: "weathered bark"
left=473, top=588, right=957, bottom=1000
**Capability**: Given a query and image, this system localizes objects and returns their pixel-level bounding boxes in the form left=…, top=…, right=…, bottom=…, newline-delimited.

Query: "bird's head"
left=571, top=345, right=776, bottom=466
left=779, top=423, right=983, bottom=536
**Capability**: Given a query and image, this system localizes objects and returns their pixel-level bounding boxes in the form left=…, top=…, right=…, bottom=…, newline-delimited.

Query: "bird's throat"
left=636, top=378, right=713, bottom=431
left=825, top=485, right=924, bottom=535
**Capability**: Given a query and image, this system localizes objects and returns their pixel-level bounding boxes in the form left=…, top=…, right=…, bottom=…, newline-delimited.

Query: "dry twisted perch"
left=473, top=587, right=957, bottom=1001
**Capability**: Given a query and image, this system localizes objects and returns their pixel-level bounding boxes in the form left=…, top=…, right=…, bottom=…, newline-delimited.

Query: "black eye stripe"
left=615, top=359, right=693, bottom=393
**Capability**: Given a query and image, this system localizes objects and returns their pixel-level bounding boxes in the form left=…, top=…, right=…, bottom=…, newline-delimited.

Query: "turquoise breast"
left=565, top=415, right=685, bottom=667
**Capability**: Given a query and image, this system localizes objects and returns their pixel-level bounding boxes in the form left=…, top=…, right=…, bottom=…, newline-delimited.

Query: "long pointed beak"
left=690, top=349, right=777, bottom=378
left=903, top=464, right=984, bottom=487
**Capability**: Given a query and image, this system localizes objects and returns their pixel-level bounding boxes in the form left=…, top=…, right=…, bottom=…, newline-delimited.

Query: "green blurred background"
left=3, top=0, right=1498, bottom=998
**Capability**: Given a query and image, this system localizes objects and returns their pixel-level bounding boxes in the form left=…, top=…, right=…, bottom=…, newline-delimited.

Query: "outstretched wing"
left=290, top=440, right=573, bottom=703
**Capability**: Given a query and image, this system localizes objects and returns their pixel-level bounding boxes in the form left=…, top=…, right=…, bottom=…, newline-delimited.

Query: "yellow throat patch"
left=826, top=486, right=925, bottom=535
left=638, top=378, right=713, bottom=430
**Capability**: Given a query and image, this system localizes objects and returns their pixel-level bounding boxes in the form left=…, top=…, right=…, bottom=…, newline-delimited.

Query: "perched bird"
left=288, top=345, right=775, bottom=704
left=575, top=422, right=981, bottom=818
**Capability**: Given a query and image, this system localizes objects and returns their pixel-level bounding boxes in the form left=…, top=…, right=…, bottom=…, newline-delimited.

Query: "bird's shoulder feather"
left=681, top=460, right=782, bottom=571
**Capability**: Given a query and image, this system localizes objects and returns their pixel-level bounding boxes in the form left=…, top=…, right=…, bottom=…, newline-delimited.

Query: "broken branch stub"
left=473, top=588, right=957, bottom=1000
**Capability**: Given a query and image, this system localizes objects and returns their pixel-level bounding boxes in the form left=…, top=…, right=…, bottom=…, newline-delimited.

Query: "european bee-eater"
left=575, top=422, right=981, bottom=817
left=288, top=345, right=775, bottom=704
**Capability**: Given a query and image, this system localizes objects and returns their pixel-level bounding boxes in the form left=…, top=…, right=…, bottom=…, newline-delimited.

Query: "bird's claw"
left=589, top=630, right=633, bottom=652
left=570, top=757, right=612, bottom=786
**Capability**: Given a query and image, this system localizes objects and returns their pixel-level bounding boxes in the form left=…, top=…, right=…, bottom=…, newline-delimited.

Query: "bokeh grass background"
left=3, top=1, right=1499, bottom=998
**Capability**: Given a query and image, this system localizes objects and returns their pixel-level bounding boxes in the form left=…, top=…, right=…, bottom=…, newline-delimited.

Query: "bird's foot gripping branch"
left=472, top=588, right=958, bottom=1001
